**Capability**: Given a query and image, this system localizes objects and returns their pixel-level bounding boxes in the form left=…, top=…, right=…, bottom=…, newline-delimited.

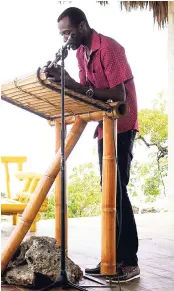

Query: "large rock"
left=3, top=236, right=83, bottom=288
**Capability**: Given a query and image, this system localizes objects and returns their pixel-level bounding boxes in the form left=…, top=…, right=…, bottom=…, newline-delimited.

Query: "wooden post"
left=4, top=163, right=11, bottom=198
left=55, top=119, right=68, bottom=250
left=1, top=117, right=87, bottom=273
left=168, top=1, right=174, bottom=212
left=62, top=102, right=128, bottom=125
left=101, top=116, right=117, bottom=275
left=12, top=215, right=17, bottom=226
left=17, top=163, right=23, bottom=171
left=1, top=156, right=27, bottom=198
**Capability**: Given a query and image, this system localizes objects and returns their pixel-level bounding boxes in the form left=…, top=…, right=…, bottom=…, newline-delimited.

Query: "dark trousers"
left=98, top=130, right=138, bottom=266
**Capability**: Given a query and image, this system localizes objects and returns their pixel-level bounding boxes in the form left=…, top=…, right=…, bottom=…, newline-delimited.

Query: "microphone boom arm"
left=48, top=35, right=72, bottom=69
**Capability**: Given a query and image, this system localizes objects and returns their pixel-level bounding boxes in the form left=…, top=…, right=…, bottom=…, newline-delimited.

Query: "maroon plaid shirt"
left=76, top=30, right=138, bottom=139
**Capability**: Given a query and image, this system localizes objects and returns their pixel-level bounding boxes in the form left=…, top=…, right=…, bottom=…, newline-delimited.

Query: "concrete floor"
left=1, top=213, right=174, bottom=291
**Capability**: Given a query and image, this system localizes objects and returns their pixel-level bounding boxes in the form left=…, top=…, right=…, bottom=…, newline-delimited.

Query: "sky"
left=0, top=0, right=168, bottom=194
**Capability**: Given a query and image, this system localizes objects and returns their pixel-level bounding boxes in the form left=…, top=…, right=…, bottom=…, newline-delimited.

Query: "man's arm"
left=44, top=43, right=132, bottom=103
left=68, top=81, right=126, bottom=102
left=73, top=47, right=126, bottom=101
left=44, top=65, right=125, bottom=102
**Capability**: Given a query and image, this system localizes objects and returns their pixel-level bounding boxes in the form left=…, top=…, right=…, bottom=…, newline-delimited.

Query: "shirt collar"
left=90, top=29, right=101, bottom=53
left=81, top=29, right=101, bottom=55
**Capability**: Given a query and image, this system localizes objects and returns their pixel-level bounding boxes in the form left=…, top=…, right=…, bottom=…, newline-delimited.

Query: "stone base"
left=2, top=236, right=83, bottom=288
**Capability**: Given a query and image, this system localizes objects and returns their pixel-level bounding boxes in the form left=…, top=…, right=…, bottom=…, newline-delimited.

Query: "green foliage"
left=129, top=158, right=166, bottom=202
left=129, top=93, right=168, bottom=202
left=138, top=109, right=167, bottom=145
left=68, top=163, right=101, bottom=217
left=138, top=93, right=168, bottom=147
left=41, top=163, right=101, bottom=220
left=41, top=193, right=56, bottom=220
left=143, top=176, right=161, bottom=200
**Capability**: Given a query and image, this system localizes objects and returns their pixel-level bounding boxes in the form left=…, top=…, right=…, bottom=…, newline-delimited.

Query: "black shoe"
left=85, top=263, right=101, bottom=276
left=106, top=264, right=140, bottom=283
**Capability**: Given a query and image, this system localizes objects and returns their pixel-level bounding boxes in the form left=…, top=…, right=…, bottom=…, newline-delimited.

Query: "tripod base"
left=39, top=270, right=116, bottom=291
left=39, top=270, right=87, bottom=291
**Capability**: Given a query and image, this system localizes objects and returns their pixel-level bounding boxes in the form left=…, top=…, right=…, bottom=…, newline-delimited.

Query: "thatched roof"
left=98, top=1, right=168, bottom=28
left=120, top=1, right=168, bottom=28
left=58, top=1, right=168, bottom=28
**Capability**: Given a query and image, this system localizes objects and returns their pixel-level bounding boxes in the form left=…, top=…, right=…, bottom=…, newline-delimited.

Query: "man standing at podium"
left=45, top=7, right=140, bottom=283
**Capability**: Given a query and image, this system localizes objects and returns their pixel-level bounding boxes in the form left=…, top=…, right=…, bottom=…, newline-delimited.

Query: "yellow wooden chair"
left=1, top=156, right=48, bottom=232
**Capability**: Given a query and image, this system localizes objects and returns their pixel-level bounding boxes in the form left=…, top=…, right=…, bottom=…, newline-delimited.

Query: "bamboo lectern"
left=1, top=72, right=128, bottom=275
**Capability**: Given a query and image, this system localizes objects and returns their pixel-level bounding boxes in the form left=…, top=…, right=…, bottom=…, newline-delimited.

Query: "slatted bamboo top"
left=1, top=70, right=112, bottom=120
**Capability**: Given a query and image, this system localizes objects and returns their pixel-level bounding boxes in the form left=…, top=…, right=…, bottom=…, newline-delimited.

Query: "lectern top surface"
left=1, top=71, right=111, bottom=120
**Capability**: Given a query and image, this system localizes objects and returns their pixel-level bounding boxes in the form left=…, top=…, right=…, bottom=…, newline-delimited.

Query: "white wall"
left=168, top=1, right=174, bottom=211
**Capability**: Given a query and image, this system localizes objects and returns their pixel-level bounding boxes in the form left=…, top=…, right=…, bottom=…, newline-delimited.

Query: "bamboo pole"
left=55, top=120, right=68, bottom=249
left=101, top=116, right=117, bottom=275
left=61, top=102, right=127, bottom=125
left=1, top=116, right=87, bottom=273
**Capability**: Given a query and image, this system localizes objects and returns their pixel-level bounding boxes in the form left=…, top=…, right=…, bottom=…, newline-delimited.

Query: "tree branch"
left=137, top=135, right=168, bottom=160
left=137, top=136, right=157, bottom=148
left=157, top=152, right=166, bottom=197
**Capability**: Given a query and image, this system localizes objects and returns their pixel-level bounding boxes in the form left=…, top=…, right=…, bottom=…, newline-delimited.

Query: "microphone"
left=48, top=34, right=74, bottom=69
left=62, top=33, right=75, bottom=50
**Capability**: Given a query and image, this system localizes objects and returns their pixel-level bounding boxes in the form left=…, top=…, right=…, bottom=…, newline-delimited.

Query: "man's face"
left=58, top=16, right=83, bottom=50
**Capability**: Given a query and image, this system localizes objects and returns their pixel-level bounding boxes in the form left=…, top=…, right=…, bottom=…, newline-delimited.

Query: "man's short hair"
left=57, top=7, right=89, bottom=27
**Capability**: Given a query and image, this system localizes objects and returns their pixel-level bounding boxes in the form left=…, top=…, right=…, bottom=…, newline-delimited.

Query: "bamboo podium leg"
left=1, top=117, right=87, bottom=273
left=55, top=120, right=68, bottom=251
left=101, top=116, right=117, bottom=275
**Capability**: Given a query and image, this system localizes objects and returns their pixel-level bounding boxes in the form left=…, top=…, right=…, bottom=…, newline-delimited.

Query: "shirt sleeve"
left=101, top=44, right=133, bottom=88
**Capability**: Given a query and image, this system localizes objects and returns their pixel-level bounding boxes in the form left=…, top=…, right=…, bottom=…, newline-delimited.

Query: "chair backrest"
left=15, top=171, right=42, bottom=194
left=14, top=171, right=48, bottom=210
left=1, top=156, right=27, bottom=198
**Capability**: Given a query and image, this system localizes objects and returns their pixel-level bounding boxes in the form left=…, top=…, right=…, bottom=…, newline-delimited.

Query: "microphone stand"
left=40, top=43, right=109, bottom=291
left=40, top=45, right=87, bottom=291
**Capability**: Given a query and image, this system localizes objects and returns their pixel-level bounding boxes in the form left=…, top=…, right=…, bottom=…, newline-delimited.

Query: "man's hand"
left=41, top=61, right=61, bottom=82
left=41, top=61, right=78, bottom=90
